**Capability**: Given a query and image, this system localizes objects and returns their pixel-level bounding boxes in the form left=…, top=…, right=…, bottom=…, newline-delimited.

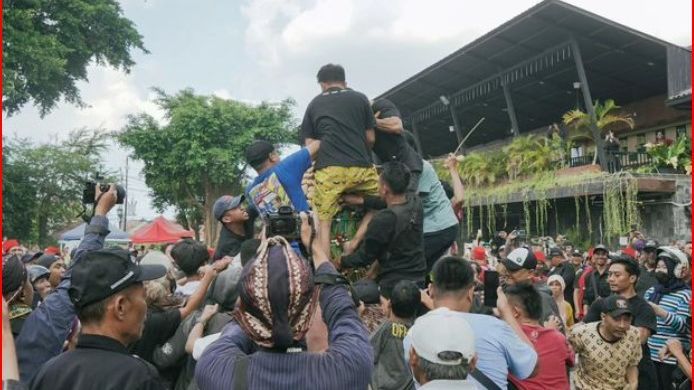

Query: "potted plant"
left=642, top=136, right=691, bottom=174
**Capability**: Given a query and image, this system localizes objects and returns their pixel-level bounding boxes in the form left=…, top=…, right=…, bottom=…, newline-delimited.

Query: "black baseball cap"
left=501, top=247, right=537, bottom=272
left=245, top=140, right=275, bottom=168
left=548, top=247, right=564, bottom=258
left=571, top=249, right=582, bottom=257
left=593, top=244, right=609, bottom=254
left=353, top=278, right=380, bottom=304
left=69, top=249, right=166, bottom=310
left=601, top=295, right=632, bottom=318
left=21, top=251, right=43, bottom=264
left=644, top=240, right=659, bottom=250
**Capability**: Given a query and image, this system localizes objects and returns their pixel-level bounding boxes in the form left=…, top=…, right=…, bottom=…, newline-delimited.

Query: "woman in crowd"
left=548, top=274, right=574, bottom=328
left=644, top=247, right=691, bottom=389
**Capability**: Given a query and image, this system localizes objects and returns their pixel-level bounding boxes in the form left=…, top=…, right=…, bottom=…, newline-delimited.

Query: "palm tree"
left=562, top=99, right=635, bottom=165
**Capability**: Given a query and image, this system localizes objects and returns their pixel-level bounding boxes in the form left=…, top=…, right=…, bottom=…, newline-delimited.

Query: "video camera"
left=82, top=174, right=126, bottom=205
left=266, top=206, right=301, bottom=240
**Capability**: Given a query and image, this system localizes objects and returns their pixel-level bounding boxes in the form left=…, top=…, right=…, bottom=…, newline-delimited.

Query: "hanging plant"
left=584, top=195, right=593, bottom=236
left=523, top=194, right=532, bottom=236
left=574, top=196, right=581, bottom=232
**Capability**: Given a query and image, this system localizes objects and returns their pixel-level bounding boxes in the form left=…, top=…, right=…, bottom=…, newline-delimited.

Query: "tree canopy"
left=117, top=88, right=298, bottom=245
left=3, top=129, right=109, bottom=246
left=3, top=0, right=147, bottom=116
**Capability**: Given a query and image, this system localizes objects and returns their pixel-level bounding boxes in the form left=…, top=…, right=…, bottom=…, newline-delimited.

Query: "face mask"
left=655, top=271, right=670, bottom=285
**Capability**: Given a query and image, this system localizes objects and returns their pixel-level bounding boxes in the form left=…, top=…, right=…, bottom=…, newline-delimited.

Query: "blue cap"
left=213, top=195, right=244, bottom=221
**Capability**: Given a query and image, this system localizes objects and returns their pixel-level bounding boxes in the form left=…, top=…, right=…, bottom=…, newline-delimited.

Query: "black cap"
left=601, top=295, right=632, bottom=318
left=245, top=140, right=275, bottom=168
left=69, top=249, right=166, bottom=310
left=644, top=240, right=659, bottom=250
left=571, top=249, right=582, bottom=257
left=502, top=247, right=537, bottom=271
left=36, top=254, right=59, bottom=269
left=549, top=247, right=564, bottom=258
left=21, top=251, right=43, bottom=264
left=593, top=244, right=609, bottom=254
left=353, top=278, right=380, bottom=304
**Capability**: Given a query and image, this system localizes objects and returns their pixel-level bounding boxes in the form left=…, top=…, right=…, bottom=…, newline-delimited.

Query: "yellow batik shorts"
left=313, top=166, right=379, bottom=220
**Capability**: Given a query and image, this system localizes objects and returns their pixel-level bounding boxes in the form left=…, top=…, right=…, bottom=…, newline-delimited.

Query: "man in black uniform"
left=29, top=249, right=167, bottom=390
left=340, top=161, right=426, bottom=298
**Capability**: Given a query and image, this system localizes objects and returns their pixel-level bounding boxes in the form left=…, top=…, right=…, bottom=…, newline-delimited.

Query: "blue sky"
left=4, top=0, right=691, bottom=220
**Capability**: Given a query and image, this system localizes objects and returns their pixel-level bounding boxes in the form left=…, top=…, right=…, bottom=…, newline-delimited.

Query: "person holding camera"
left=195, top=213, right=373, bottom=390
left=15, top=184, right=120, bottom=383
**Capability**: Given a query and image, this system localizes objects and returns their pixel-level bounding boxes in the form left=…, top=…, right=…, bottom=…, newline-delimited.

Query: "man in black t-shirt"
left=583, top=257, right=658, bottom=390
left=340, top=162, right=426, bottom=298
left=301, top=63, right=380, bottom=256
left=583, top=244, right=611, bottom=310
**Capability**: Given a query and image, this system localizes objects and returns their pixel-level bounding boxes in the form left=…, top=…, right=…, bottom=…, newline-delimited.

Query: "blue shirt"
left=417, top=161, right=458, bottom=233
left=403, top=308, right=537, bottom=389
left=246, top=148, right=312, bottom=215
left=17, top=216, right=110, bottom=384
left=195, top=262, right=373, bottom=390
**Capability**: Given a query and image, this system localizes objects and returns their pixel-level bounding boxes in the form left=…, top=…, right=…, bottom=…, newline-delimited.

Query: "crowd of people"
left=2, top=64, right=691, bottom=390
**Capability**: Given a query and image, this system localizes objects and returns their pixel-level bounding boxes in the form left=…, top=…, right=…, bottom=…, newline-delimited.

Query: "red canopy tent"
left=130, top=216, right=194, bottom=244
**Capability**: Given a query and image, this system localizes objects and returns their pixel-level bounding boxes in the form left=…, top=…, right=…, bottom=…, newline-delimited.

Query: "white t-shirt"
left=176, top=280, right=201, bottom=297
left=192, top=332, right=221, bottom=361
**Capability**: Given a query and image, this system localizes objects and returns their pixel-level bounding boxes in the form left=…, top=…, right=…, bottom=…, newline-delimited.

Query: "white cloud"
left=73, top=66, right=165, bottom=129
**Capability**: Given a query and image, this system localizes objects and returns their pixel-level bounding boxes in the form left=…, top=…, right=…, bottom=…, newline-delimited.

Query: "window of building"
left=637, top=134, right=646, bottom=146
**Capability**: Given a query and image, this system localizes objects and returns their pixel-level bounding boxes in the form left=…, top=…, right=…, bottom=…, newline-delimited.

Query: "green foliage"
left=562, top=99, right=635, bottom=140
left=117, top=88, right=297, bottom=244
left=3, top=0, right=147, bottom=116
left=642, top=136, right=691, bottom=174
left=2, top=129, right=108, bottom=245
left=455, top=152, right=505, bottom=186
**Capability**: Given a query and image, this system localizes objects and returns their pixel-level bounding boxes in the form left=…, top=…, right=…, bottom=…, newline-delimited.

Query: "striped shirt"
left=644, top=287, right=691, bottom=364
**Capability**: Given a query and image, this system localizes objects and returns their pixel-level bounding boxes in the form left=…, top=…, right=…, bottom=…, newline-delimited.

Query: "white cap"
left=410, top=309, right=476, bottom=366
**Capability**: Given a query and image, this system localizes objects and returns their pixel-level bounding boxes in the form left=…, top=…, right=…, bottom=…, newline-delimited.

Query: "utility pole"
left=123, top=156, right=129, bottom=231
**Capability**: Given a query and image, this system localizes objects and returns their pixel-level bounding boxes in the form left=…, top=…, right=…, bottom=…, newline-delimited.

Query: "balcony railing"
left=566, top=151, right=653, bottom=172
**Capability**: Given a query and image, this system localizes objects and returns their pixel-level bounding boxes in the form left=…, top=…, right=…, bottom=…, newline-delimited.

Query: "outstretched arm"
left=445, top=154, right=465, bottom=208
left=16, top=185, right=118, bottom=383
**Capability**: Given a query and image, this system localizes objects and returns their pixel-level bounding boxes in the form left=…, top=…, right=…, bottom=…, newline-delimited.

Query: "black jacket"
left=29, top=334, right=165, bottom=390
